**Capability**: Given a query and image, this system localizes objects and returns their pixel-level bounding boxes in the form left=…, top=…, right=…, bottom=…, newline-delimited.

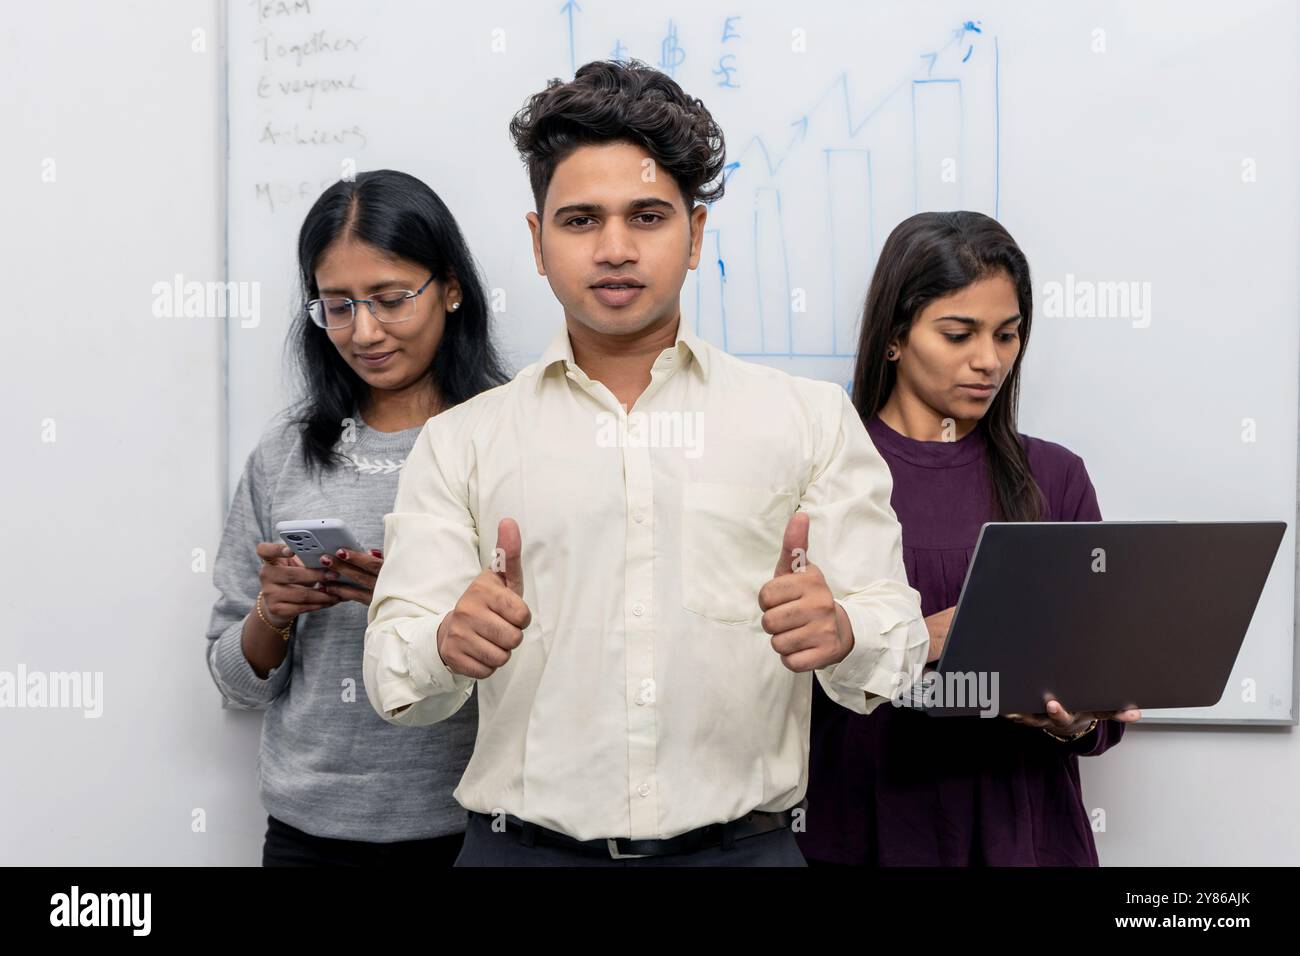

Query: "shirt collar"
left=532, top=319, right=712, bottom=392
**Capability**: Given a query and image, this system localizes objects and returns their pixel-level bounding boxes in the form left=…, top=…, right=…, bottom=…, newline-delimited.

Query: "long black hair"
left=850, top=210, right=1045, bottom=522
left=286, top=169, right=510, bottom=474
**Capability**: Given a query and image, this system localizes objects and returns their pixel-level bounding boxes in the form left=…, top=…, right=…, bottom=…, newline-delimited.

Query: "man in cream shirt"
left=363, top=60, right=927, bottom=866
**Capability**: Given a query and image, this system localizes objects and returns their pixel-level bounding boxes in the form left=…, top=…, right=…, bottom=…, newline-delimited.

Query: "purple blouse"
left=797, top=413, right=1125, bottom=866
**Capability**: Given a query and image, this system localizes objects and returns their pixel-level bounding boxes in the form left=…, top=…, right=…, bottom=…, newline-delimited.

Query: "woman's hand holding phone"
left=318, top=548, right=383, bottom=606
left=255, top=540, right=341, bottom=626
left=240, top=542, right=341, bottom=679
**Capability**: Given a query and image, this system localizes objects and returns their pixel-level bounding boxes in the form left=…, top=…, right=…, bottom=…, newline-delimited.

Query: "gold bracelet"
left=256, top=592, right=293, bottom=641
left=1044, top=717, right=1098, bottom=743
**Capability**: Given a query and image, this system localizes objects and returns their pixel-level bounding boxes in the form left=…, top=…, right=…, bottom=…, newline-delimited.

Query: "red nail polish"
left=370, top=549, right=383, bottom=558
left=320, top=556, right=332, bottom=566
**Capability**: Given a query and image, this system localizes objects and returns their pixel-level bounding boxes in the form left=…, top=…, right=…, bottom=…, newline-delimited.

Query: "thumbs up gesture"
left=436, top=518, right=533, bottom=679
left=758, top=512, right=854, bottom=672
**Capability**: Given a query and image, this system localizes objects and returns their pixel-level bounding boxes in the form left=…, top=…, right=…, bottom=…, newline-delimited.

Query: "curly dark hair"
left=508, top=59, right=727, bottom=214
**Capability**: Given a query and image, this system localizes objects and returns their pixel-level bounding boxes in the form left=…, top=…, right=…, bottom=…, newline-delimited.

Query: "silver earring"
left=449, top=301, right=460, bottom=312
left=887, top=349, right=898, bottom=360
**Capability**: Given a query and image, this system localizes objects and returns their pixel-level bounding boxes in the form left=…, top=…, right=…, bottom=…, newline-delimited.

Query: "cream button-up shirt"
left=363, top=320, right=927, bottom=842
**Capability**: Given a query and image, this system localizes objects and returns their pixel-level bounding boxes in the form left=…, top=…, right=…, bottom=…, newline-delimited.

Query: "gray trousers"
left=454, top=811, right=807, bottom=867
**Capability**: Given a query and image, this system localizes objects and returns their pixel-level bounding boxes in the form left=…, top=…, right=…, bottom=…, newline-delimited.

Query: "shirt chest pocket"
left=680, top=481, right=797, bottom=625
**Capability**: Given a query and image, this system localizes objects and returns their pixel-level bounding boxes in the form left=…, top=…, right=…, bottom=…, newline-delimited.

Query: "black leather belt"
left=471, top=806, right=798, bottom=859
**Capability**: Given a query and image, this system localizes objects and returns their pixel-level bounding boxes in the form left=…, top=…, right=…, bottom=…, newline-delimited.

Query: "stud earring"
left=449, top=301, right=461, bottom=312
left=887, top=348, right=898, bottom=360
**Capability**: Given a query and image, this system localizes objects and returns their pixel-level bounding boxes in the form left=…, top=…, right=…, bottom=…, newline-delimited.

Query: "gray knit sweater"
left=205, top=407, right=476, bottom=841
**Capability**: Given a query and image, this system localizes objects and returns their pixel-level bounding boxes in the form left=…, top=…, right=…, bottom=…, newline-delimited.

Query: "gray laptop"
left=900, top=521, right=1286, bottom=717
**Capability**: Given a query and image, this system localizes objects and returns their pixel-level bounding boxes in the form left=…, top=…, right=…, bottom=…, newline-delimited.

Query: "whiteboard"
left=226, top=0, right=1298, bottom=724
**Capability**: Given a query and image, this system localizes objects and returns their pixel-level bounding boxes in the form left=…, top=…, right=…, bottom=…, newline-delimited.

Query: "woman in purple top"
left=799, top=211, right=1142, bottom=866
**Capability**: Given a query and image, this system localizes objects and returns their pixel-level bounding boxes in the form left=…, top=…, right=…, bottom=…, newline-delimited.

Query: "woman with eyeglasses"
left=205, top=169, right=509, bottom=866
left=797, top=211, right=1141, bottom=867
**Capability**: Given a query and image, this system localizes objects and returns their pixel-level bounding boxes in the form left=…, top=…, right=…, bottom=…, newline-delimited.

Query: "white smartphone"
left=275, top=518, right=369, bottom=590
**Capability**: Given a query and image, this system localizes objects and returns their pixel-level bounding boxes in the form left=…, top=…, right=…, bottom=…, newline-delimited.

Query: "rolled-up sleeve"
left=363, top=417, right=479, bottom=726
left=803, top=386, right=928, bottom=715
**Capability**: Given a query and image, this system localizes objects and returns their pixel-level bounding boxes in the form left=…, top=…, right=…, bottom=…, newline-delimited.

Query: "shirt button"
left=637, top=783, right=651, bottom=797
left=632, top=603, right=645, bottom=617
left=633, top=509, right=645, bottom=523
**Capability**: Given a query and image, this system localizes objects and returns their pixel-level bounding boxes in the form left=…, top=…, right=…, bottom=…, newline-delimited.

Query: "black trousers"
left=261, top=814, right=464, bottom=867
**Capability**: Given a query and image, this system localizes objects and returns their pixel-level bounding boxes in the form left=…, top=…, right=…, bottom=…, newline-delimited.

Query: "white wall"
left=1088, top=723, right=1300, bottom=864
left=0, top=0, right=1294, bottom=866
left=0, top=0, right=265, bottom=865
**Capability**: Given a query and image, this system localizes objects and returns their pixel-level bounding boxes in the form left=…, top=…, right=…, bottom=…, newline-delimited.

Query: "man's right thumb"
left=493, top=517, right=525, bottom=597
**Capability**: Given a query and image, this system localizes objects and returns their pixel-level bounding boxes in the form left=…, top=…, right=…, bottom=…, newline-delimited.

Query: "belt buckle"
left=607, top=838, right=649, bottom=860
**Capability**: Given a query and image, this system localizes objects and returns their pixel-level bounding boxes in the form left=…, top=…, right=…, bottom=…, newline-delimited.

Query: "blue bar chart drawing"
left=558, top=13, right=1000, bottom=372
left=690, top=20, right=999, bottom=365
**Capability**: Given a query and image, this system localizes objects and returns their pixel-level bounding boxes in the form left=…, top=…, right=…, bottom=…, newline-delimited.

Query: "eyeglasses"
left=306, top=274, right=437, bottom=329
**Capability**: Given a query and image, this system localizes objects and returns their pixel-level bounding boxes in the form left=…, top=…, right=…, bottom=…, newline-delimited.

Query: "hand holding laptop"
left=1004, top=698, right=1143, bottom=737
left=927, top=604, right=1141, bottom=731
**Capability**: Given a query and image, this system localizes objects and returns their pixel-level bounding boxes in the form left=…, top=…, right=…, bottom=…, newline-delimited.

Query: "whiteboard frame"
left=217, top=0, right=1299, bottom=728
